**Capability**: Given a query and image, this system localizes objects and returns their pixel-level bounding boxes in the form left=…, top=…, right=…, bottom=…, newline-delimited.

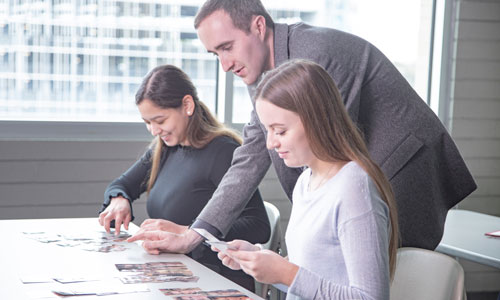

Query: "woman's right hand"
left=98, top=196, right=132, bottom=235
left=213, top=240, right=261, bottom=270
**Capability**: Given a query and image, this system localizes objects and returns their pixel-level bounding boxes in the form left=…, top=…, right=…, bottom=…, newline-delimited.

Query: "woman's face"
left=137, top=98, right=190, bottom=147
left=256, top=98, right=315, bottom=168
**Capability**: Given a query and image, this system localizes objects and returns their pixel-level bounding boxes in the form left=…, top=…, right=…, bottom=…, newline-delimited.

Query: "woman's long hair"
left=255, top=59, right=399, bottom=279
left=135, top=64, right=241, bottom=193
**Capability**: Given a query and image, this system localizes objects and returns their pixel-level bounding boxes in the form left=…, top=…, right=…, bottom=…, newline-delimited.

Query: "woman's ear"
left=182, top=95, right=195, bottom=116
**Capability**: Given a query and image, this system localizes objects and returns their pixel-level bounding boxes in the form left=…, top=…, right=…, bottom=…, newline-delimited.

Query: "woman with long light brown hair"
left=215, top=60, right=399, bottom=299
left=98, top=64, right=270, bottom=291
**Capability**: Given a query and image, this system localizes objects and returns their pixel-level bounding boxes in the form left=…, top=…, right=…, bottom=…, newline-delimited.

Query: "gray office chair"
left=390, top=247, right=466, bottom=300
left=256, top=201, right=284, bottom=300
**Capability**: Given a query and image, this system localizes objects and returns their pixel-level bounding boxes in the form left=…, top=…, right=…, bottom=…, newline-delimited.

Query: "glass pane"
left=232, top=0, right=433, bottom=123
left=0, top=0, right=216, bottom=122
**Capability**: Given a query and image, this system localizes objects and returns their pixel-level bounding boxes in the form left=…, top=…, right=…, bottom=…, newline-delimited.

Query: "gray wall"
left=450, top=0, right=500, bottom=292
left=0, top=140, right=150, bottom=221
left=0, top=139, right=291, bottom=232
left=0, top=0, right=498, bottom=293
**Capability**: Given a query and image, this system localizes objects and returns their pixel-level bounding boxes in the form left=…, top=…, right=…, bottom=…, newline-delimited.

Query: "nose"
left=149, top=123, right=161, bottom=136
left=219, top=54, right=234, bottom=72
left=266, top=133, right=279, bottom=150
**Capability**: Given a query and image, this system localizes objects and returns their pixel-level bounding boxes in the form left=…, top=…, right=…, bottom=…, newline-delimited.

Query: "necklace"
left=308, top=164, right=337, bottom=191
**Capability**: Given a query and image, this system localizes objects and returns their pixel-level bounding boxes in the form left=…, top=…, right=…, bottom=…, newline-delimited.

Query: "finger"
left=239, top=261, right=255, bottom=277
left=127, top=232, right=146, bottom=243
left=103, top=213, right=114, bottom=233
left=123, top=215, right=131, bottom=231
left=144, top=240, right=167, bottom=252
left=221, top=256, right=240, bottom=270
left=138, top=224, right=154, bottom=232
left=143, top=241, right=164, bottom=255
left=217, top=251, right=227, bottom=260
left=141, top=241, right=159, bottom=255
left=226, top=250, right=254, bottom=262
left=98, top=211, right=108, bottom=226
left=140, top=219, right=154, bottom=228
left=221, top=255, right=232, bottom=266
left=146, top=248, right=160, bottom=255
left=114, top=215, right=124, bottom=236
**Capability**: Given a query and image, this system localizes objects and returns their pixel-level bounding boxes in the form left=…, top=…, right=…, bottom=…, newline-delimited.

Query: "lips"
left=277, top=151, right=288, bottom=159
left=234, top=66, right=245, bottom=76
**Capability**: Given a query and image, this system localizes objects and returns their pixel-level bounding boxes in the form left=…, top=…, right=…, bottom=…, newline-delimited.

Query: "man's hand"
left=138, top=219, right=188, bottom=235
left=127, top=228, right=203, bottom=255
left=98, top=196, right=132, bottom=235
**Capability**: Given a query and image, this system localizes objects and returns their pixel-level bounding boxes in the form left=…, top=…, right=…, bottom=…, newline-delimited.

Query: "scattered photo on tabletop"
left=120, top=275, right=199, bottom=284
left=22, top=230, right=132, bottom=253
left=160, top=288, right=203, bottom=296
left=51, top=278, right=150, bottom=297
left=116, top=261, right=199, bottom=284
left=160, top=288, right=253, bottom=300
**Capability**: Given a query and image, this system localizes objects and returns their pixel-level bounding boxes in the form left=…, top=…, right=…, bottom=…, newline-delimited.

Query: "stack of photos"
left=160, top=288, right=254, bottom=300
left=116, top=262, right=199, bottom=284
left=22, top=231, right=132, bottom=253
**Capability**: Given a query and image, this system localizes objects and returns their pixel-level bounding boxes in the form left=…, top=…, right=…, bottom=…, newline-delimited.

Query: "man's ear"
left=182, top=95, right=195, bottom=116
left=252, top=15, right=267, bottom=40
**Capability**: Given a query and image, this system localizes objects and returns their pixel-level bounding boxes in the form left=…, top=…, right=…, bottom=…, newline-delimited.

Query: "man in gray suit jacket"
left=129, top=0, right=476, bottom=252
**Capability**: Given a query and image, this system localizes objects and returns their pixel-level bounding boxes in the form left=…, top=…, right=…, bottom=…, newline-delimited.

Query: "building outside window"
left=0, top=0, right=438, bottom=129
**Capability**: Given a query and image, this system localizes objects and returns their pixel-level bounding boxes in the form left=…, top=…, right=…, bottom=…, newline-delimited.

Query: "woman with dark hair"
left=98, top=64, right=270, bottom=291
left=215, top=60, right=399, bottom=299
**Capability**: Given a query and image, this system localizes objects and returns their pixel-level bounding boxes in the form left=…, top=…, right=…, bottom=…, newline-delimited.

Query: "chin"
left=163, top=140, right=178, bottom=147
left=243, top=75, right=257, bottom=85
left=283, top=159, right=301, bottom=168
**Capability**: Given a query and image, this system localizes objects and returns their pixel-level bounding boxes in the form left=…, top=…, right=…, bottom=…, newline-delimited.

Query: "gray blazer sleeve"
left=193, top=109, right=271, bottom=237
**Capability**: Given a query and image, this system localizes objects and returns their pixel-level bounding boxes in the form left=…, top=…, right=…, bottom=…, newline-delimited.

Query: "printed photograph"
left=116, top=261, right=198, bottom=284
left=22, top=230, right=131, bottom=253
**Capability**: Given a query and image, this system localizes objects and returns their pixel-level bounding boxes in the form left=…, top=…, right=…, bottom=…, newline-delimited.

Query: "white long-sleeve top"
left=286, top=161, right=391, bottom=300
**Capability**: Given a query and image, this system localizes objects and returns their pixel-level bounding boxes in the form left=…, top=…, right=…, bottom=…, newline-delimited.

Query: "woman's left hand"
left=138, top=219, right=188, bottom=235
left=226, top=249, right=299, bottom=285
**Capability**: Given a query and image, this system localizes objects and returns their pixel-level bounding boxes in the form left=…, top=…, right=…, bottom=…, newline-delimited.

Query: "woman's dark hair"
left=136, top=64, right=241, bottom=192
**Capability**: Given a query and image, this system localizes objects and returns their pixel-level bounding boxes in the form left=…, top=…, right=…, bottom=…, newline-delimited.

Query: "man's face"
left=197, top=10, right=271, bottom=85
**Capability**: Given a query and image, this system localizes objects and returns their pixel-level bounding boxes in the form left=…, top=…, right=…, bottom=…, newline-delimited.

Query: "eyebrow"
left=269, top=123, right=285, bottom=128
left=143, top=115, right=165, bottom=122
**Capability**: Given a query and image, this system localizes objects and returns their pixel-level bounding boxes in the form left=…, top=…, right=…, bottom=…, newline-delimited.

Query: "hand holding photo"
left=191, top=228, right=236, bottom=252
left=206, top=240, right=236, bottom=252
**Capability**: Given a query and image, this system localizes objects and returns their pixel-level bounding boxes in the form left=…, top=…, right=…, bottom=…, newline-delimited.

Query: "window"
left=0, top=0, right=446, bottom=139
left=0, top=0, right=215, bottom=123
left=231, top=0, right=437, bottom=123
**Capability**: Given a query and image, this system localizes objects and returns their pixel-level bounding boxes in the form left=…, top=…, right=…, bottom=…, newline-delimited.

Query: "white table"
left=436, top=209, right=500, bottom=269
left=0, top=218, right=263, bottom=300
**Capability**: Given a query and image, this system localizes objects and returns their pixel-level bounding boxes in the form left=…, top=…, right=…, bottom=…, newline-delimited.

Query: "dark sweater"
left=100, top=135, right=270, bottom=290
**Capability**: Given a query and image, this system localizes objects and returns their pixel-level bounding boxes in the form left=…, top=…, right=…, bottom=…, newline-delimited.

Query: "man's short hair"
left=194, top=0, right=274, bottom=33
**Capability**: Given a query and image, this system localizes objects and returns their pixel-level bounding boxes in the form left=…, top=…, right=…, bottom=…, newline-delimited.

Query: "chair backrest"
left=262, top=201, right=282, bottom=253
left=390, top=247, right=465, bottom=300
left=257, top=202, right=284, bottom=300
